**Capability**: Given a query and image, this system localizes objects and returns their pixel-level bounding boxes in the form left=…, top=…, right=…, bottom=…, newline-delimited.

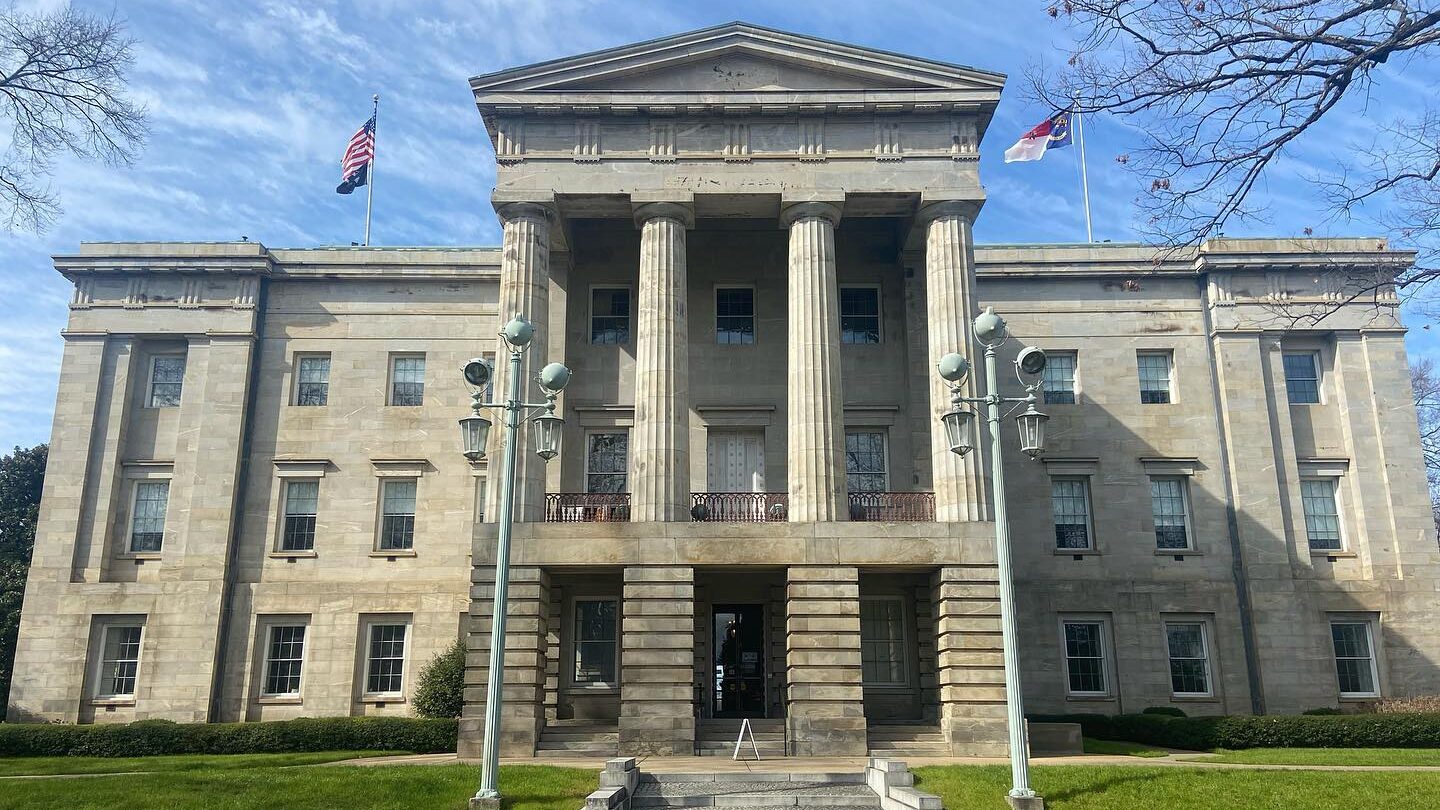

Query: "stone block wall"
left=619, top=566, right=695, bottom=755
left=786, top=566, right=866, bottom=756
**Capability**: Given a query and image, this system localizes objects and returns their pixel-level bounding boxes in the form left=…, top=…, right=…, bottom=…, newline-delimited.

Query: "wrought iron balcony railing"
left=544, top=493, right=631, bottom=523
left=846, top=491, right=936, bottom=522
left=690, top=492, right=788, bottom=523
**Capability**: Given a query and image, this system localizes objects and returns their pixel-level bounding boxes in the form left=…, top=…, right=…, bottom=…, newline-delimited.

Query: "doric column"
left=485, top=201, right=554, bottom=524
left=920, top=201, right=991, bottom=522
left=785, top=566, right=866, bottom=755
left=619, top=566, right=695, bottom=755
left=782, top=200, right=846, bottom=522
left=630, top=201, right=694, bottom=521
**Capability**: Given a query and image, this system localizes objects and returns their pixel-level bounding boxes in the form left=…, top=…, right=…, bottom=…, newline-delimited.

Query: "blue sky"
left=1, top=0, right=1433, bottom=449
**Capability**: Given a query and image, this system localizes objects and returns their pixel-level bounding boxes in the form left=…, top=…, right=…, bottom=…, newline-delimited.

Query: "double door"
left=712, top=604, right=766, bottom=718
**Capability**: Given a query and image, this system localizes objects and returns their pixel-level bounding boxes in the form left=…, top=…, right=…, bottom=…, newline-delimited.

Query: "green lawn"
left=1081, top=738, right=1170, bottom=757
left=0, top=751, right=392, bottom=777
left=913, top=764, right=1440, bottom=809
left=1199, top=748, right=1440, bottom=767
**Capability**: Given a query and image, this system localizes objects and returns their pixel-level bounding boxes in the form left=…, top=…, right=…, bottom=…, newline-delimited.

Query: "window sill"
left=370, top=550, right=417, bottom=559
left=257, top=695, right=303, bottom=705
left=1311, top=550, right=1356, bottom=559
left=89, top=697, right=136, bottom=707
left=269, top=551, right=317, bottom=560
left=1054, top=549, right=1100, bottom=556
left=358, top=695, right=406, bottom=705
left=117, top=552, right=162, bottom=561
left=1339, top=694, right=1380, bottom=702
left=1155, top=549, right=1203, bottom=557
left=1064, top=695, right=1116, bottom=703
left=565, top=684, right=620, bottom=694
left=1171, top=695, right=1219, bottom=702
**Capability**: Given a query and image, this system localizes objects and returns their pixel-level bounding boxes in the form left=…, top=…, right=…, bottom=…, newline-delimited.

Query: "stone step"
left=535, top=740, right=618, bottom=755
left=642, top=773, right=866, bottom=785
left=545, top=718, right=620, bottom=729
left=539, top=730, right=620, bottom=742
left=631, top=779, right=879, bottom=808
left=866, top=724, right=943, bottom=739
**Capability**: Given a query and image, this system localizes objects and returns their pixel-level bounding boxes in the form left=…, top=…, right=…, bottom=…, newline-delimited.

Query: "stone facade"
left=8, top=24, right=1440, bottom=760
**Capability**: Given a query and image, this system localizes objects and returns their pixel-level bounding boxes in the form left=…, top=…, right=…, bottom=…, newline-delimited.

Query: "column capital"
left=495, top=201, right=557, bottom=225
left=633, top=201, right=695, bottom=229
left=780, top=200, right=842, bottom=229
left=917, top=199, right=982, bottom=225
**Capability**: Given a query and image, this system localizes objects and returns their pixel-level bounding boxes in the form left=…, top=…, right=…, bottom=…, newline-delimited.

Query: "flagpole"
left=364, top=94, right=378, bottom=246
left=1073, top=93, right=1093, bottom=243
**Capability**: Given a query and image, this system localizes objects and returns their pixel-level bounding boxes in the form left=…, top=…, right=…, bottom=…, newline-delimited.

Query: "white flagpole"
left=1073, top=93, right=1094, bottom=243
left=364, top=94, right=378, bottom=246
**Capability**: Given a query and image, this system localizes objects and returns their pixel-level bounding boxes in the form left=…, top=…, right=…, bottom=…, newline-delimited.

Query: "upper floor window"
left=1051, top=477, right=1093, bottom=550
left=364, top=621, right=409, bottom=696
left=129, top=481, right=169, bottom=553
left=839, top=287, right=880, bottom=344
left=585, top=433, right=628, bottom=493
left=844, top=431, right=888, bottom=492
left=262, top=625, right=306, bottom=696
left=860, top=596, right=907, bottom=687
left=1150, top=476, right=1192, bottom=550
left=378, top=479, right=416, bottom=551
left=591, top=288, right=630, bottom=345
left=1061, top=618, right=1109, bottom=696
left=1330, top=620, right=1378, bottom=697
left=389, top=355, right=425, bottom=406
left=148, top=355, right=185, bottom=408
left=1137, top=351, right=1173, bottom=404
left=573, top=599, right=618, bottom=685
left=95, top=624, right=143, bottom=699
left=1301, top=478, right=1343, bottom=552
left=294, top=355, right=331, bottom=406
left=1165, top=621, right=1212, bottom=697
left=1283, top=352, right=1321, bottom=404
left=1042, top=352, right=1077, bottom=405
left=281, top=480, right=319, bottom=552
left=716, top=287, right=755, bottom=345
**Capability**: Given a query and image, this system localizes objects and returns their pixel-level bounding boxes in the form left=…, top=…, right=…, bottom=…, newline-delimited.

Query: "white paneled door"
left=707, top=431, right=765, bottom=493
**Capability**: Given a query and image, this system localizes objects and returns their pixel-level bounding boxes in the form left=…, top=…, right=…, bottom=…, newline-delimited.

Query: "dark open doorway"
left=712, top=604, right=766, bottom=718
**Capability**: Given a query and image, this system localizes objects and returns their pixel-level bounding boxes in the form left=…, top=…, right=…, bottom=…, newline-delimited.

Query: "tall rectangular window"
left=1301, top=478, right=1343, bottom=551
left=365, top=623, right=408, bottom=695
left=96, top=625, right=143, bottom=698
left=585, top=433, right=628, bottom=493
left=1137, top=352, right=1173, bottom=404
left=148, top=356, right=185, bottom=408
left=389, top=356, right=425, bottom=406
left=1165, top=622, right=1212, bottom=696
left=860, top=597, right=907, bottom=686
left=129, top=481, right=169, bottom=553
left=378, top=479, right=417, bottom=550
left=1042, top=352, right=1077, bottom=405
left=1051, top=477, right=1092, bottom=550
left=1283, top=352, right=1321, bottom=404
left=844, top=431, right=888, bottom=492
left=281, top=480, right=319, bottom=552
left=263, top=625, right=306, bottom=696
left=1330, top=621, right=1378, bottom=697
left=573, top=599, right=618, bottom=684
left=294, top=355, right=331, bottom=406
left=1150, top=476, right=1191, bottom=550
left=716, top=287, right=755, bottom=345
left=591, top=288, right=630, bottom=345
left=839, top=287, right=880, bottom=344
left=1062, top=620, right=1108, bottom=695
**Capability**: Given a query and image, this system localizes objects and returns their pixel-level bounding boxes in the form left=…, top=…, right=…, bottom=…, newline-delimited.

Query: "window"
left=1301, top=478, right=1343, bottom=552
left=573, top=599, right=618, bottom=685
left=1062, top=619, right=1109, bottom=695
left=129, top=481, right=169, bottom=553
left=1051, top=477, right=1093, bottom=550
left=1042, top=352, right=1077, bottom=405
left=844, top=431, right=888, bottom=492
left=378, top=479, right=417, bottom=550
left=840, top=287, right=880, bottom=344
left=281, top=480, right=319, bottom=552
left=148, top=355, right=185, bottom=408
left=1330, top=621, right=1379, bottom=697
left=1165, top=621, right=1212, bottom=696
left=1150, top=476, right=1191, bottom=550
left=263, top=625, right=306, bottom=696
left=591, top=288, right=630, bottom=345
left=364, top=622, right=408, bottom=695
left=585, top=433, right=628, bottom=493
left=1137, top=352, right=1173, bottom=404
left=716, top=287, right=755, bottom=345
left=96, top=625, right=143, bottom=698
left=294, top=355, right=330, bottom=406
left=1283, top=352, right=1321, bottom=404
left=860, top=597, right=907, bottom=686
left=389, top=355, right=425, bottom=406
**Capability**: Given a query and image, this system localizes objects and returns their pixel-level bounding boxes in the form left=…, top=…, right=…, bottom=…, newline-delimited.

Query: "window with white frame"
left=839, top=286, right=880, bottom=344
left=1137, top=351, right=1173, bottom=404
left=378, top=479, right=417, bottom=550
left=860, top=597, right=907, bottom=686
left=94, top=623, right=143, bottom=699
left=591, top=288, right=630, bottom=345
left=844, top=431, right=888, bottom=492
left=1150, top=476, right=1192, bottom=550
left=585, top=433, right=628, bottom=493
left=1042, top=352, right=1077, bottom=405
left=294, top=355, right=331, bottom=406
left=573, top=599, right=618, bottom=685
left=389, top=355, right=426, bottom=406
left=1301, top=478, right=1343, bottom=552
left=1164, top=621, right=1212, bottom=696
left=1283, top=352, right=1321, bottom=404
left=148, top=355, right=185, bottom=408
left=1051, top=477, right=1093, bottom=550
left=129, top=480, right=170, bottom=553
left=262, top=624, right=306, bottom=696
left=1061, top=618, right=1109, bottom=695
left=1330, top=620, right=1379, bottom=697
left=364, top=621, right=408, bottom=695
left=281, top=480, right=319, bottom=552
left=716, top=287, right=755, bottom=345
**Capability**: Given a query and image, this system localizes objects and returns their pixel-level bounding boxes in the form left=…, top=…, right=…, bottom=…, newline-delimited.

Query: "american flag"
left=336, top=114, right=376, bottom=195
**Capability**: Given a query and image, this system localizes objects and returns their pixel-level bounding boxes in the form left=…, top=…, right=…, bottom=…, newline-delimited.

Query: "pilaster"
left=785, top=566, right=866, bottom=756
left=461, top=566, right=550, bottom=758
left=931, top=566, right=1007, bottom=756
left=619, top=565, right=695, bottom=755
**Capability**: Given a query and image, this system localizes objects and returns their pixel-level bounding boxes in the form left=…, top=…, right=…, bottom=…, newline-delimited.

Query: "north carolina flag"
left=1003, top=112, right=1073, bottom=163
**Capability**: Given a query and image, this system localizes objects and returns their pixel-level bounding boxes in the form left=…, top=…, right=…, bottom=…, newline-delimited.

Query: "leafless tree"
left=1411, top=357, right=1440, bottom=534
left=0, top=4, right=146, bottom=232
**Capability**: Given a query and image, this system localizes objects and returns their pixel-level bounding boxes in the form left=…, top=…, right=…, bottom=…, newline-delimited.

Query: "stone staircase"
left=694, top=718, right=787, bottom=758
left=866, top=723, right=949, bottom=757
left=581, top=758, right=941, bottom=810
left=536, top=719, right=619, bottom=757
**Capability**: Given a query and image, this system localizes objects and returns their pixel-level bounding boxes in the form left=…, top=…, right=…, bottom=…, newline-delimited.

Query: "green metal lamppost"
left=459, top=314, right=572, bottom=808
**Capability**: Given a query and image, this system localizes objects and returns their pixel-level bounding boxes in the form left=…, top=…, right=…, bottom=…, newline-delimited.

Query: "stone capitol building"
left=9, top=23, right=1439, bottom=759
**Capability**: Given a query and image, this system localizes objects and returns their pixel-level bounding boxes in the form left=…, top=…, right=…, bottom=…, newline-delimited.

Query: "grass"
left=912, top=764, right=1440, bottom=810
left=1199, top=748, right=1440, bottom=766
left=1081, top=738, right=1170, bottom=757
left=0, top=750, right=392, bottom=777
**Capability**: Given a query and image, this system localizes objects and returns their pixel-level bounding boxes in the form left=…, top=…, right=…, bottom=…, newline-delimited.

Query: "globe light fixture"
left=502, top=314, right=535, bottom=347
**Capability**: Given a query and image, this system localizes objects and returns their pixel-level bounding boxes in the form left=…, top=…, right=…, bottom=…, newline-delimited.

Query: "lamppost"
left=459, top=314, right=572, bottom=809
left=935, top=305, right=1049, bottom=810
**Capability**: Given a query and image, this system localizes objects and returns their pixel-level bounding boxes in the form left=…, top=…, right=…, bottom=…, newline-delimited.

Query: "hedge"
left=0, top=716, right=457, bottom=758
left=1029, top=712, right=1440, bottom=751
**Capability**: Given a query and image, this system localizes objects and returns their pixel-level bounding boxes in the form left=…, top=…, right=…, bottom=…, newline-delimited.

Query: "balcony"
left=690, top=492, right=788, bottom=523
left=544, top=493, right=631, bottom=522
left=846, top=491, right=936, bottom=522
